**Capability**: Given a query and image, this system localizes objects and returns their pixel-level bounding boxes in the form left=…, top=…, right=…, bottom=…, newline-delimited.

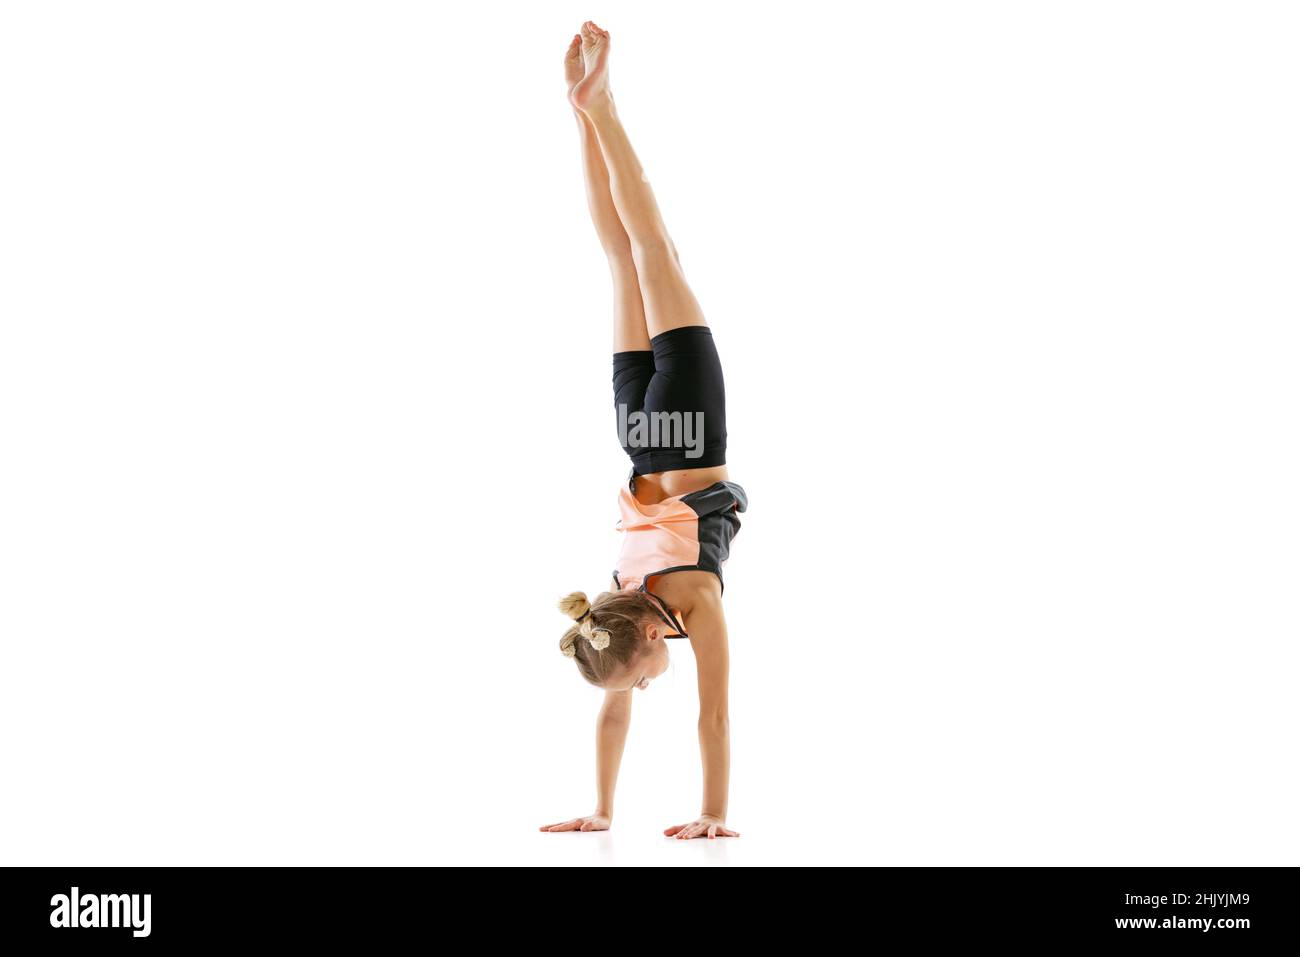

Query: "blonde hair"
left=557, top=590, right=656, bottom=687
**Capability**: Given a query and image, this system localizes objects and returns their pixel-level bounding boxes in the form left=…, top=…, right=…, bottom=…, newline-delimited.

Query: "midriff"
left=632, top=464, right=730, bottom=506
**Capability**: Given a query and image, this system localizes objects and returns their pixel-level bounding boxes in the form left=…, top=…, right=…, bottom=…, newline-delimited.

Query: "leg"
left=566, top=34, right=650, bottom=353
left=572, top=22, right=708, bottom=339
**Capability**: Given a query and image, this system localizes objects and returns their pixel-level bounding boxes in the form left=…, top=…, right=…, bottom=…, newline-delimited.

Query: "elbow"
left=698, top=710, right=729, bottom=731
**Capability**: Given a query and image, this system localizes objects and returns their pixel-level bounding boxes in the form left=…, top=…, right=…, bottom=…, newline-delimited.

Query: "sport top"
left=612, top=475, right=748, bottom=639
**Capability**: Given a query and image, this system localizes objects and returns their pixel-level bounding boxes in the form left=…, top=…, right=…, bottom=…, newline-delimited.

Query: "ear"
left=644, top=620, right=661, bottom=642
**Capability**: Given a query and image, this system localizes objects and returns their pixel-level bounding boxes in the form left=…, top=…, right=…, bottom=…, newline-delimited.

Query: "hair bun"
left=557, top=592, right=591, bottom=621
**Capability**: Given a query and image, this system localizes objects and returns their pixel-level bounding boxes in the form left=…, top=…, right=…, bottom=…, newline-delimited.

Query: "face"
left=619, top=619, right=671, bottom=691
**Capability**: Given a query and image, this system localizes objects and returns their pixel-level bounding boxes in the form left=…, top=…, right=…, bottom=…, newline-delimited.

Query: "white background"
left=2, top=2, right=1297, bottom=867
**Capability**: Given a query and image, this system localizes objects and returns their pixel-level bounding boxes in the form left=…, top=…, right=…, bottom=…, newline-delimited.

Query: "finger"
left=707, top=824, right=717, bottom=839
left=719, top=827, right=740, bottom=837
left=546, top=820, right=580, bottom=832
left=664, top=824, right=686, bottom=836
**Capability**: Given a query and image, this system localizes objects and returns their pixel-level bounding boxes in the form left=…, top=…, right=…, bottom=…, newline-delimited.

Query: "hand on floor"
left=664, top=815, right=739, bottom=840
left=539, top=813, right=610, bottom=833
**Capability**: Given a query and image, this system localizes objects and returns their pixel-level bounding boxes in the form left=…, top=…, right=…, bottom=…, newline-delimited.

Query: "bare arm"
left=685, top=589, right=731, bottom=822
left=595, top=688, right=632, bottom=818
left=540, top=580, right=634, bottom=834
left=649, top=573, right=740, bottom=838
left=541, top=688, right=632, bottom=833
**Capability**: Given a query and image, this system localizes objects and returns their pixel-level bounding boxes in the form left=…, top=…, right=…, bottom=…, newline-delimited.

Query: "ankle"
left=580, top=91, right=617, bottom=121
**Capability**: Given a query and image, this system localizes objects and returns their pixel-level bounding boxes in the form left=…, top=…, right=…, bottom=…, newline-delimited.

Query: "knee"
left=631, top=236, right=679, bottom=272
left=604, top=244, right=637, bottom=276
left=602, top=234, right=635, bottom=264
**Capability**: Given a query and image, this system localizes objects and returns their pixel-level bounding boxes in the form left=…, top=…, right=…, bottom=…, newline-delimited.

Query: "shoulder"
left=651, top=570, right=722, bottom=617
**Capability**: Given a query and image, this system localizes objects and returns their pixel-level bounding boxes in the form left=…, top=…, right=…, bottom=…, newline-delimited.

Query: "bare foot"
left=569, top=20, right=611, bottom=112
left=563, top=33, right=584, bottom=102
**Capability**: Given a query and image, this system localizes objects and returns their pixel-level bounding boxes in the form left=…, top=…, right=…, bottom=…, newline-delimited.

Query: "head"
left=557, top=590, right=671, bottom=691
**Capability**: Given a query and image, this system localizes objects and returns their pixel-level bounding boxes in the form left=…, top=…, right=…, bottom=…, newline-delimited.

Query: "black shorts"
left=611, top=325, right=727, bottom=474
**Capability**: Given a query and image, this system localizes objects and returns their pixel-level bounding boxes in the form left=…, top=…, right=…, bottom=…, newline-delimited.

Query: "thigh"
left=610, top=258, right=652, bottom=353
left=631, top=243, right=709, bottom=340
left=612, top=348, right=655, bottom=416
left=646, top=327, right=726, bottom=420
left=638, top=326, right=728, bottom=469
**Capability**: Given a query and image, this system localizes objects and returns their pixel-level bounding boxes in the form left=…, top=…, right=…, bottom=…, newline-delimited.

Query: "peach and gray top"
left=611, top=476, right=748, bottom=638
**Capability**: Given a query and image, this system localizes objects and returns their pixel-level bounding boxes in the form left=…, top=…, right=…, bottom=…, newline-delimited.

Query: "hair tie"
left=575, top=608, right=592, bottom=623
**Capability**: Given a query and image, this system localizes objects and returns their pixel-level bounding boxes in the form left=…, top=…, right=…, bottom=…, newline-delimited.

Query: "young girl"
left=539, top=22, right=746, bottom=841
